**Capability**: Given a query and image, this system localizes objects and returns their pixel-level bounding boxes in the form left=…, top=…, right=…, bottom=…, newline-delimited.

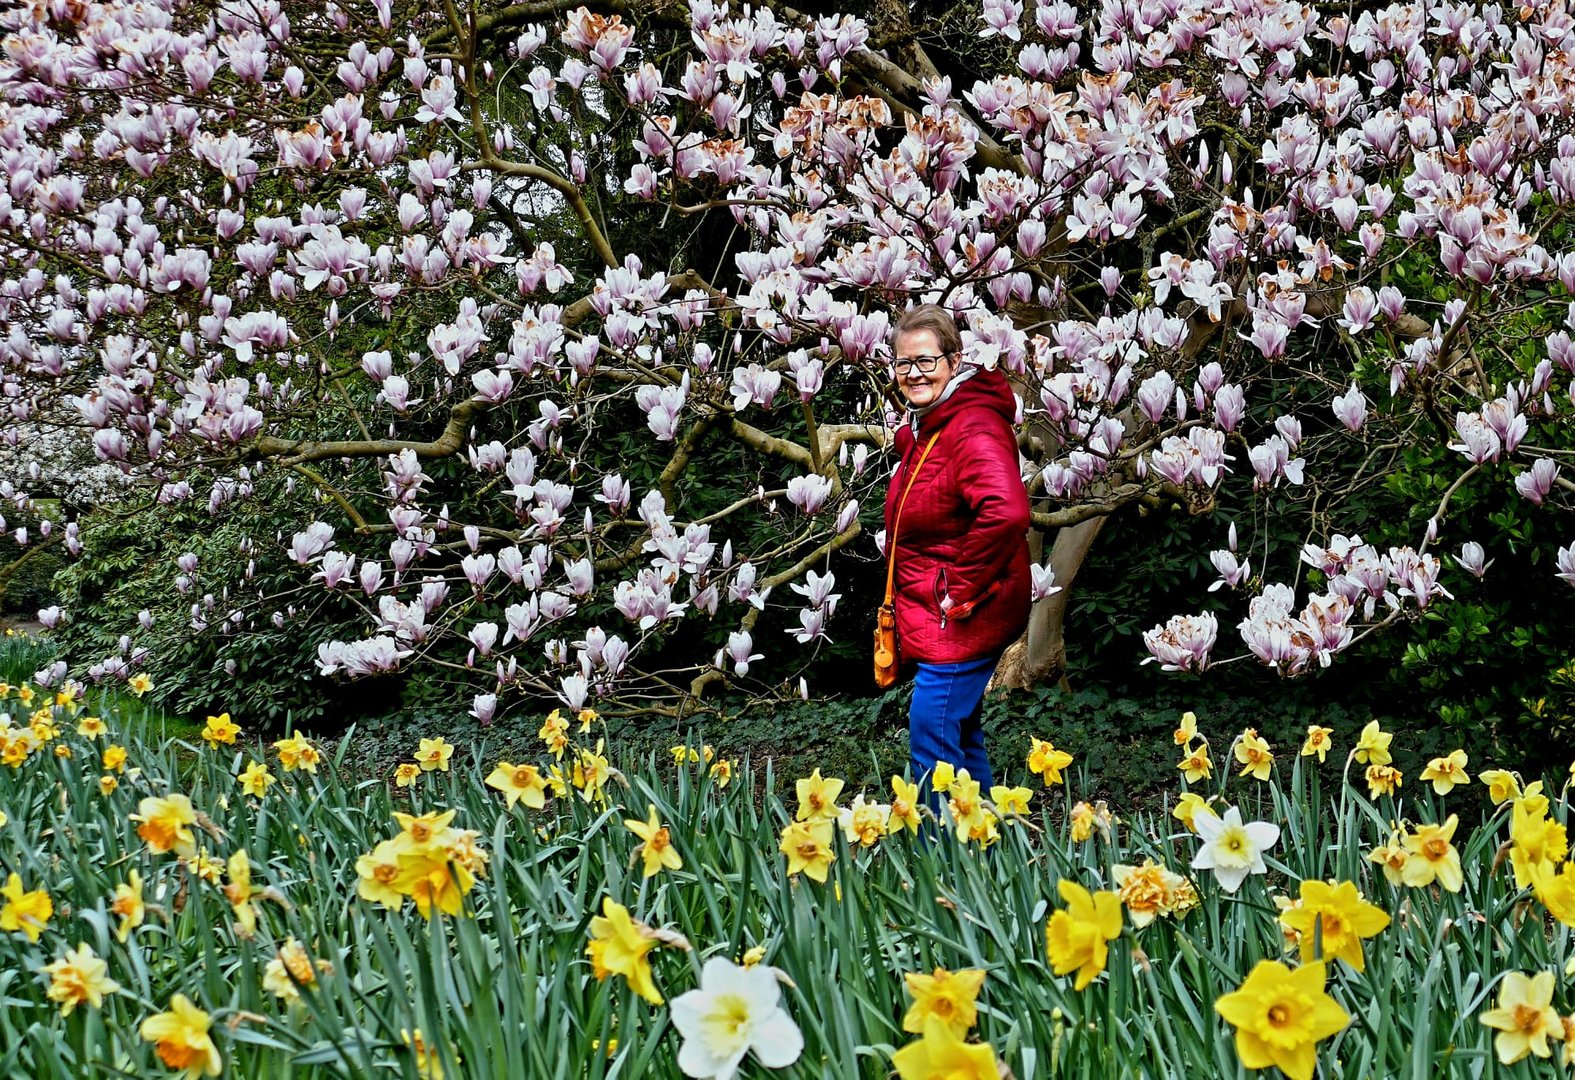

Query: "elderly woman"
left=882, top=304, right=1031, bottom=797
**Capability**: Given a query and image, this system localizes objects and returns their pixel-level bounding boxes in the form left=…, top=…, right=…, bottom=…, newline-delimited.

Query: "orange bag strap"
left=883, top=432, right=941, bottom=605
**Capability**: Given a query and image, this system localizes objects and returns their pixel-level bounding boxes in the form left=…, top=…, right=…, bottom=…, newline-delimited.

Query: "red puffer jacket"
left=882, top=366, right=1032, bottom=666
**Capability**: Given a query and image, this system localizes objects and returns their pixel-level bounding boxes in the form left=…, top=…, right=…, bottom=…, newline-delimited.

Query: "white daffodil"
left=670, top=956, right=803, bottom=1079
left=1191, top=805, right=1280, bottom=893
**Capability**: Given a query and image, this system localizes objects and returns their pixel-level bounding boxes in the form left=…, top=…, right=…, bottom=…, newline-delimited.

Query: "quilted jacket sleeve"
left=943, top=409, right=1030, bottom=619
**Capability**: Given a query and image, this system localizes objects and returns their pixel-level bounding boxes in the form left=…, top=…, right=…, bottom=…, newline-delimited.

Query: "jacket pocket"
left=934, top=567, right=950, bottom=626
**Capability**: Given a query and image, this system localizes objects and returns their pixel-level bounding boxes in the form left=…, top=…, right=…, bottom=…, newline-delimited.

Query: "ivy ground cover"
left=1, top=684, right=1574, bottom=1078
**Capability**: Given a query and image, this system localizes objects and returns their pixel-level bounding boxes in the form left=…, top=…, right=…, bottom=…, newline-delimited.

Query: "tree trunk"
left=994, top=515, right=1108, bottom=690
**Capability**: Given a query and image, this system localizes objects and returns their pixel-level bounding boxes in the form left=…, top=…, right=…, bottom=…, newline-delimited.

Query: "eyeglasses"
left=890, top=353, right=953, bottom=376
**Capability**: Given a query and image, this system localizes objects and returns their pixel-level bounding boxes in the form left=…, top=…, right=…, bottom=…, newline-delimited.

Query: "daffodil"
left=223, top=849, right=259, bottom=937
left=989, top=784, right=1032, bottom=817
left=1277, top=879, right=1390, bottom=971
left=902, top=966, right=985, bottom=1036
left=1300, top=725, right=1333, bottom=762
left=669, top=956, right=804, bottom=1078
left=670, top=744, right=701, bottom=765
left=1234, top=728, right=1273, bottom=781
left=1479, top=769, right=1521, bottom=805
left=891, top=1015, right=1002, bottom=1080
left=1173, top=710, right=1198, bottom=746
left=139, top=994, right=222, bottom=1078
left=416, top=736, right=454, bottom=772
left=401, top=1028, right=451, bottom=1080
left=1511, top=789, right=1568, bottom=889
left=1367, top=833, right=1410, bottom=886
left=1479, top=970, right=1560, bottom=1065
left=1215, top=960, right=1348, bottom=1080
left=1069, top=800, right=1097, bottom=843
left=127, top=673, right=154, bottom=697
left=110, top=869, right=146, bottom=942
left=76, top=715, right=107, bottom=739
left=485, top=761, right=548, bottom=809
left=1112, top=860, right=1192, bottom=928
left=929, top=761, right=956, bottom=793
left=394, top=763, right=422, bottom=787
left=890, top=776, right=923, bottom=834
left=237, top=760, right=275, bottom=798
left=1172, top=792, right=1218, bottom=834
left=795, top=768, right=844, bottom=821
left=1419, top=749, right=1470, bottom=795
left=1364, top=764, right=1402, bottom=798
left=572, top=740, right=612, bottom=804
left=708, top=758, right=736, bottom=788
left=839, top=794, right=891, bottom=847
left=44, top=942, right=119, bottom=1015
left=1027, top=737, right=1074, bottom=785
left=103, top=744, right=128, bottom=772
left=200, top=712, right=240, bottom=748
left=133, top=793, right=198, bottom=856
left=1044, top=878, right=1122, bottom=991
left=1531, top=861, right=1575, bottom=927
left=586, top=896, right=664, bottom=1005
left=1192, top=805, right=1279, bottom=893
left=1353, top=720, right=1393, bottom=766
left=538, top=709, right=569, bottom=758
left=625, top=804, right=683, bottom=877
left=1402, top=815, right=1463, bottom=892
left=355, top=839, right=405, bottom=909
left=1177, top=742, right=1212, bottom=783
left=273, top=733, right=321, bottom=773
left=0, top=872, right=52, bottom=942
left=262, top=936, right=332, bottom=1002
left=778, top=819, right=836, bottom=883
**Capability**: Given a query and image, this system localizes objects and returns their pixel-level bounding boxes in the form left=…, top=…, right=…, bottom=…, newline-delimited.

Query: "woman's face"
left=891, top=329, right=957, bottom=409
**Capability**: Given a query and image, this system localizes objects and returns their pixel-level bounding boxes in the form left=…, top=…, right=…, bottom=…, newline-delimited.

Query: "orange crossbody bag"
left=874, top=432, right=941, bottom=688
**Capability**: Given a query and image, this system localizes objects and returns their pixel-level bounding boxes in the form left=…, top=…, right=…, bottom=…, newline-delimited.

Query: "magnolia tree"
left=1, top=0, right=1573, bottom=720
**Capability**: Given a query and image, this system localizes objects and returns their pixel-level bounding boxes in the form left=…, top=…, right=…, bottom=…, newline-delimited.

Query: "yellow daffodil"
left=44, top=942, right=119, bottom=1015
left=1353, top=720, right=1393, bottom=766
left=485, top=761, right=548, bottom=809
left=1402, top=815, right=1463, bottom=892
left=891, top=1015, right=1002, bottom=1080
left=111, top=869, right=146, bottom=942
left=795, top=768, right=844, bottom=821
left=237, top=761, right=275, bottom=798
left=1511, top=790, right=1568, bottom=890
left=902, top=966, right=986, bottom=1036
left=1045, top=878, right=1122, bottom=990
left=185, top=850, right=223, bottom=886
left=393, top=763, right=422, bottom=788
left=127, top=673, right=154, bottom=697
left=1112, top=860, right=1192, bottom=928
left=670, top=744, right=700, bottom=765
left=1419, top=749, right=1470, bottom=795
left=263, top=936, right=332, bottom=1002
left=0, top=872, right=53, bottom=942
left=708, top=758, right=736, bottom=788
left=1177, top=742, right=1212, bottom=783
left=416, top=736, right=454, bottom=772
left=273, top=733, right=321, bottom=773
left=76, top=715, right=107, bottom=739
left=1172, top=792, right=1218, bottom=834
left=1479, top=769, right=1521, bottom=805
left=1173, top=710, right=1198, bottom=746
left=538, top=709, right=569, bottom=759
left=1215, top=959, right=1348, bottom=1080
left=1027, top=737, right=1074, bottom=785
left=1531, top=861, right=1575, bottom=927
left=779, top=818, right=836, bottom=883
left=200, top=712, right=240, bottom=748
left=223, top=849, right=259, bottom=937
left=1365, top=764, right=1402, bottom=798
left=576, top=707, right=598, bottom=733
left=139, top=994, right=222, bottom=1078
left=571, top=740, right=611, bottom=804
left=133, top=793, right=198, bottom=855
left=989, top=784, right=1032, bottom=817
left=401, top=1027, right=452, bottom=1080
left=1479, top=970, right=1560, bottom=1065
left=890, top=776, right=923, bottom=834
left=103, top=744, right=128, bottom=773
left=1300, top=725, right=1334, bottom=762
left=355, top=839, right=405, bottom=909
left=1278, top=879, right=1390, bottom=971
left=625, top=804, right=683, bottom=877
left=930, top=761, right=956, bottom=793
left=586, top=896, right=663, bottom=1005
left=392, top=808, right=458, bottom=846
left=839, top=794, right=892, bottom=847
left=1367, top=833, right=1410, bottom=886
left=1069, top=800, right=1104, bottom=843
left=1234, top=728, right=1273, bottom=781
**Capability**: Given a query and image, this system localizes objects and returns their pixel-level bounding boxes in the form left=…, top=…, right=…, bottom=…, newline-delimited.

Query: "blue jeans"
left=909, top=655, right=998, bottom=808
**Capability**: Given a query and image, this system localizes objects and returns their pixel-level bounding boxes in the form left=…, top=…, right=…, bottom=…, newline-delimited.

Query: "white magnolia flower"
left=1190, top=805, right=1279, bottom=893
left=670, top=956, right=803, bottom=1079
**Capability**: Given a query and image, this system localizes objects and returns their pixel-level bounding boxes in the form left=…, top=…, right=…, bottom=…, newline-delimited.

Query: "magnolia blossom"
left=1141, top=613, right=1217, bottom=672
